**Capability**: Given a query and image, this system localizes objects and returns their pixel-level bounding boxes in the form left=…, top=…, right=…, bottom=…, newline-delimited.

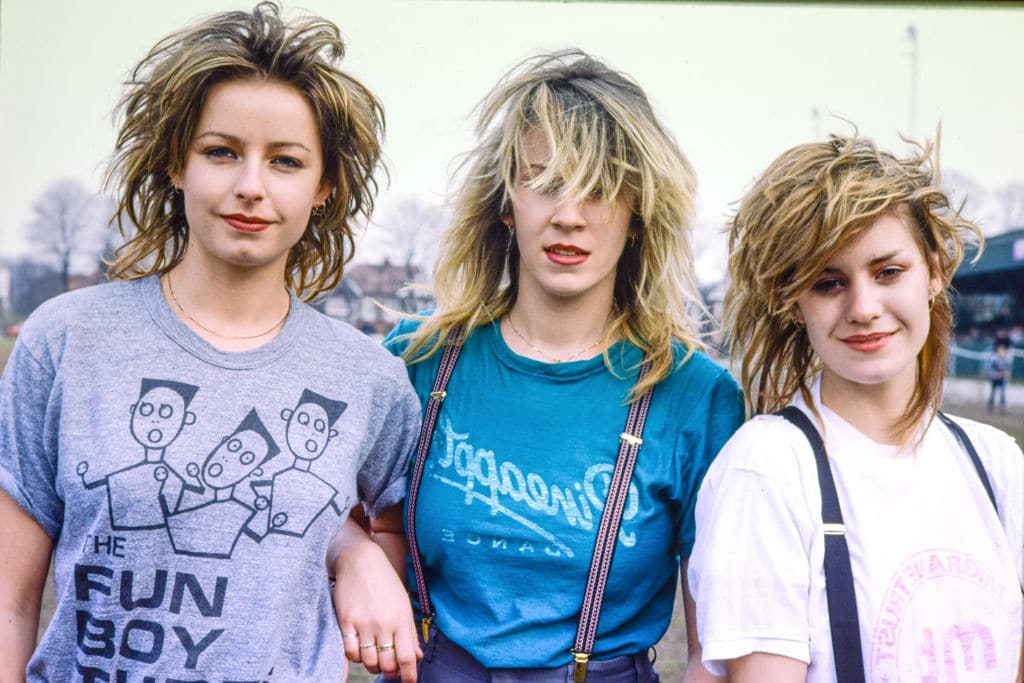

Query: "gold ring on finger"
left=359, top=642, right=376, bottom=649
left=376, top=642, right=395, bottom=652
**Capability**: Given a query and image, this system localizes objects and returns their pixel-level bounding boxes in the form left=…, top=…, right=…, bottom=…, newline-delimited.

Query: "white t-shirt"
left=688, top=378, right=1024, bottom=682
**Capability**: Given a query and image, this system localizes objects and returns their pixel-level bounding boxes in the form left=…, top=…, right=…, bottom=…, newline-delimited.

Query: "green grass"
left=0, top=337, right=13, bottom=368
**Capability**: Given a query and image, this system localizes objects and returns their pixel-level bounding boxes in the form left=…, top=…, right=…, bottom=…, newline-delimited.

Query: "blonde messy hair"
left=725, top=133, right=981, bottom=439
left=403, top=49, right=702, bottom=400
left=105, top=1, right=384, bottom=301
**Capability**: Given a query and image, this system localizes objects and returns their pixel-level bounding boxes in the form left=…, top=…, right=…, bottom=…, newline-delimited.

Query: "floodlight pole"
left=906, top=24, right=918, bottom=140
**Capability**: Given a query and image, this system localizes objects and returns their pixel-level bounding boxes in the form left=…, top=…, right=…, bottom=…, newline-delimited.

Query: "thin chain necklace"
left=506, top=312, right=604, bottom=363
left=164, top=273, right=290, bottom=340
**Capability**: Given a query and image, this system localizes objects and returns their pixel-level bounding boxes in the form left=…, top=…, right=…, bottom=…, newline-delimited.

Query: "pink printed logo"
left=870, top=549, right=1021, bottom=682
left=918, top=625, right=995, bottom=682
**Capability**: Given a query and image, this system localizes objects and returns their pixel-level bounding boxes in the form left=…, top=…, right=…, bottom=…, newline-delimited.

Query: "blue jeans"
left=379, top=625, right=659, bottom=682
left=989, top=378, right=1006, bottom=411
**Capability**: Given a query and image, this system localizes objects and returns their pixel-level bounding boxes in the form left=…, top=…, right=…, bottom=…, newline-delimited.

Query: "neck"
left=504, top=289, right=614, bottom=363
left=164, top=257, right=291, bottom=351
left=819, top=370, right=917, bottom=445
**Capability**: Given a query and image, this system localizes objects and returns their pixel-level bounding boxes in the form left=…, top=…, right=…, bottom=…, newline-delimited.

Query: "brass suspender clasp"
left=571, top=651, right=590, bottom=682
left=429, top=390, right=447, bottom=401
left=420, top=614, right=434, bottom=643
left=619, top=432, right=643, bottom=447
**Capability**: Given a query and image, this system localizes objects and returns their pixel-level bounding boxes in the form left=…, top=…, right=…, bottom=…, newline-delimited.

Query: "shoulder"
left=299, top=307, right=411, bottom=390
left=381, top=314, right=428, bottom=356
left=658, top=344, right=742, bottom=407
left=15, top=280, right=138, bottom=358
left=937, top=413, right=1023, bottom=482
left=705, top=413, right=815, bottom=482
left=666, top=344, right=735, bottom=387
left=21, top=280, right=136, bottom=330
left=940, top=413, right=1021, bottom=453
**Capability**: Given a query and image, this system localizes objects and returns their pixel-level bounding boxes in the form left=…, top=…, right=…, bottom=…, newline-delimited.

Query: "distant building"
left=325, top=259, right=434, bottom=335
left=952, top=228, right=1024, bottom=337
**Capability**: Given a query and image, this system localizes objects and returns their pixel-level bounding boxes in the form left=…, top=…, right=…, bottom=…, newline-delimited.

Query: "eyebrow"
left=194, top=131, right=313, bottom=154
left=822, top=250, right=902, bottom=272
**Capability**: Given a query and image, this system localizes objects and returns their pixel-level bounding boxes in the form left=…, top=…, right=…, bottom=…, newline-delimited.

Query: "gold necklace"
left=506, top=313, right=604, bottom=363
left=164, top=273, right=290, bottom=340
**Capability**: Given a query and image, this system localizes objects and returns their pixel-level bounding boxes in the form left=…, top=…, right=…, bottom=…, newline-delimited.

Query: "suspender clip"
left=619, top=432, right=642, bottom=447
left=822, top=523, right=845, bottom=536
left=429, top=390, right=447, bottom=401
left=571, top=650, right=590, bottom=682
left=420, top=614, right=434, bottom=643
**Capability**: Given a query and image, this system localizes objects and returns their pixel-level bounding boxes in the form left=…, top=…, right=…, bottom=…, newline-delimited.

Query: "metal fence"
left=948, top=342, right=1022, bottom=380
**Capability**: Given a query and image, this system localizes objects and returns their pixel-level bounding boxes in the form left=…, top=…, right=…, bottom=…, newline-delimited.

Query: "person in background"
left=689, top=134, right=1023, bottom=682
left=332, top=49, right=744, bottom=682
left=0, top=3, right=421, bottom=680
left=987, top=339, right=1011, bottom=414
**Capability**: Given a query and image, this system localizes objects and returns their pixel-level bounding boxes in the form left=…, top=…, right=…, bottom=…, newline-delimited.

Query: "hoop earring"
left=928, top=295, right=937, bottom=312
left=507, top=221, right=515, bottom=236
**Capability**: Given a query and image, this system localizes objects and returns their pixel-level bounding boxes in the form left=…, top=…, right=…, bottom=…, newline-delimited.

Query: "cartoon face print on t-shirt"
left=201, top=408, right=280, bottom=490
left=280, top=388, right=347, bottom=462
left=129, top=379, right=199, bottom=451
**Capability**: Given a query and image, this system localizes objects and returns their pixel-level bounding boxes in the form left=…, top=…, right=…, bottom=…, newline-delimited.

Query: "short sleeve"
left=687, top=419, right=817, bottom=674
left=356, top=370, right=422, bottom=518
left=677, top=369, right=745, bottom=558
left=0, top=334, right=62, bottom=538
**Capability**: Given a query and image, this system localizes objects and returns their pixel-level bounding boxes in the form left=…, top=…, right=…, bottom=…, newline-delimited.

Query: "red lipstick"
left=841, top=332, right=894, bottom=353
left=223, top=214, right=271, bottom=233
left=545, top=243, right=589, bottom=266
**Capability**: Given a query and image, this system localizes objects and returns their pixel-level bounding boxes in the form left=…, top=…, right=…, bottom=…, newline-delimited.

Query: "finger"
left=359, top=636, right=381, bottom=673
left=376, top=637, right=400, bottom=679
left=339, top=623, right=361, bottom=663
left=393, top=626, right=420, bottom=683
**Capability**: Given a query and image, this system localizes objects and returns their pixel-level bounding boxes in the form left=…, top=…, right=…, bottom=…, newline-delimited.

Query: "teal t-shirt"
left=386, top=318, right=744, bottom=668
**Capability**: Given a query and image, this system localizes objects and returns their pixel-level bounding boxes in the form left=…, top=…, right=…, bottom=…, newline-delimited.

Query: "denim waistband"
left=407, top=625, right=659, bottom=683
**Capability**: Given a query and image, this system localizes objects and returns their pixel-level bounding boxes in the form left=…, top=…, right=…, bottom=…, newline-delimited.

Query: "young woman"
left=334, top=49, right=744, bottom=682
left=0, top=3, right=421, bottom=680
left=689, top=135, right=1024, bottom=682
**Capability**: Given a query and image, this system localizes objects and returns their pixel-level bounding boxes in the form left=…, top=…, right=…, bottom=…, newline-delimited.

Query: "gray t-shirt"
left=0, top=276, right=421, bottom=681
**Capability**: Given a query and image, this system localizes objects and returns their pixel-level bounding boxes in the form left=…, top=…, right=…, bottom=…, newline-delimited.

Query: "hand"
left=329, top=517, right=421, bottom=682
left=683, top=653, right=726, bottom=683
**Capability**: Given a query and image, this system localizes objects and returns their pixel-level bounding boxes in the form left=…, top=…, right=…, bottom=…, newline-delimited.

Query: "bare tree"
left=24, top=178, right=107, bottom=291
left=377, top=196, right=445, bottom=280
left=95, top=194, right=126, bottom=275
left=942, top=170, right=1002, bottom=234
left=996, top=183, right=1024, bottom=231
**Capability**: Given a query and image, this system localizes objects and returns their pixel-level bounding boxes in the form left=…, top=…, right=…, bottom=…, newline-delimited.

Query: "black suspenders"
left=777, top=406, right=866, bottom=683
left=776, top=407, right=1000, bottom=683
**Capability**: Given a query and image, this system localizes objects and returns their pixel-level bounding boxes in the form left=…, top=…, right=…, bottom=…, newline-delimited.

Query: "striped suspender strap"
left=406, top=325, right=465, bottom=642
left=935, top=412, right=998, bottom=514
left=571, top=359, right=654, bottom=683
left=776, top=406, right=866, bottom=683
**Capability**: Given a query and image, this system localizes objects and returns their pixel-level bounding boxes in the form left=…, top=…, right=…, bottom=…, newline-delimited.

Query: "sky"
left=2, top=0, right=1022, bottom=283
